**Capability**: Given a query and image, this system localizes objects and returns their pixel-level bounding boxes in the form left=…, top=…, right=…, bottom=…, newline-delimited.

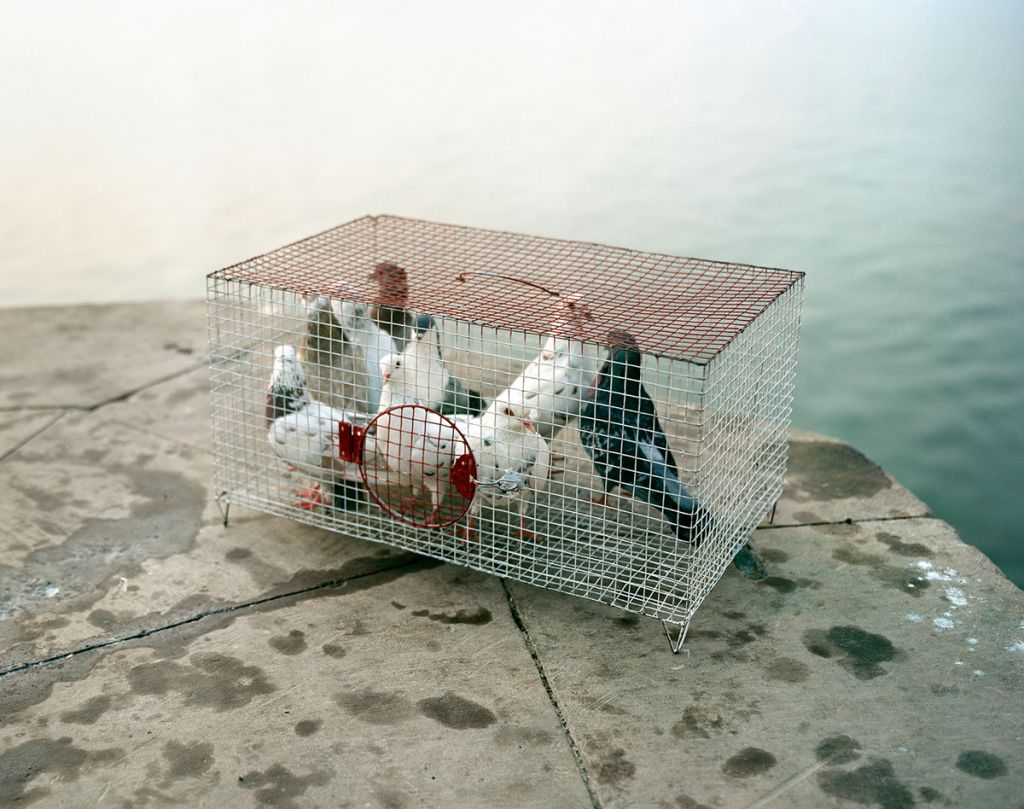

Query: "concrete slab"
left=0, top=408, right=410, bottom=671
left=508, top=517, right=1024, bottom=808
left=0, top=301, right=206, bottom=409
left=99, top=363, right=213, bottom=453
left=771, top=429, right=930, bottom=527
left=0, top=562, right=592, bottom=809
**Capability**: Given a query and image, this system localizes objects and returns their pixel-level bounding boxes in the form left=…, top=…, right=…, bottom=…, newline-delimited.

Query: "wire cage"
left=207, top=215, right=804, bottom=650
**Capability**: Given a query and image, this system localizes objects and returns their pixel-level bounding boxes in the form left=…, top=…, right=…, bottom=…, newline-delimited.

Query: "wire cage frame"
left=207, top=215, right=804, bottom=649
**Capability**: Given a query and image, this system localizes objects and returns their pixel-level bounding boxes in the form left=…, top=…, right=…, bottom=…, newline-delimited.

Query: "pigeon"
left=331, top=297, right=396, bottom=416
left=266, top=344, right=366, bottom=510
left=373, top=353, right=470, bottom=522
left=377, top=316, right=485, bottom=416
left=456, top=401, right=551, bottom=543
left=303, top=293, right=396, bottom=418
left=369, top=261, right=419, bottom=351
left=578, top=330, right=713, bottom=546
left=266, top=344, right=312, bottom=427
left=492, top=298, right=602, bottom=439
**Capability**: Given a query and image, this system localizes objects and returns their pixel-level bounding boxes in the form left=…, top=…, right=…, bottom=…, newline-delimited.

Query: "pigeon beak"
left=382, top=372, right=391, bottom=382
left=524, top=420, right=537, bottom=433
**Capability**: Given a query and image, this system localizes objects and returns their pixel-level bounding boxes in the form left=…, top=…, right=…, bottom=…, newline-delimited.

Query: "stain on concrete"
left=671, top=705, right=724, bottom=740
left=721, top=610, right=747, bottom=620
left=336, top=689, right=415, bottom=725
left=817, top=759, right=914, bottom=809
left=237, top=763, right=329, bottom=809
left=269, top=629, right=307, bottom=655
left=162, top=739, right=215, bottom=780
left=2, top=463, right=205, bottom=621
left=271, top=556, right=442, bottom=606
left=876, top=531, right=933, bottom=557
left=294, top=720, right=322, bottom=737
left=321, top=643, right=346, bottom=659
left=59, top=694, right=111, bottom=725
left=787, top=441, right=891, bottom=500
left=761, top=576, right=796, bottom=593
left=919, top=785, right=944, bottom=802
left=832, top=545, right=930, bottom=597
left=417, top=692, right=497, bottom=729
left=765, top=657, right=811, bottom=683
left=722, top=747, right=776, bottom=777
left=409, top=607, right=493, bottom=625
left=956, top=750, right=1008, bottom=779
left=390, top=600, right=406, bottom=610
left=802, top=625, right=897, bottom=679
left=374, top=786, right=409, bottom=809
left=128, top=652, right=275, bottom=710
left=86, top=609, right=119, bottom=630
left=616, top=614, right=641, bottom=628
left=0, top=737, right=122, bottom=806
left=675, top=794, right=711, bottom=809
left=494, top=725, right=554, bottom=747
left=815, top=735, right=860, bottom=765
left=577, top=695, right=629, bottom=716
left=595, top=748, right=636, bottom=786
left=760, top=548, right=789, bottom=563
left=224, top=547, right=252, bottom=561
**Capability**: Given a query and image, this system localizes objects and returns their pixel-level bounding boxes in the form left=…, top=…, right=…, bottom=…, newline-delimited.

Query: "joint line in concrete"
left=0, top=410, right=66, bottom=463
left=501, top=579, right=603, bottom=809
left=0, top=555, right=426, bottom=681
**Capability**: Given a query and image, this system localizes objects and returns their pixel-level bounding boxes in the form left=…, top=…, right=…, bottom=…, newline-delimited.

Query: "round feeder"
left=360, top=404, right=477, bottom=528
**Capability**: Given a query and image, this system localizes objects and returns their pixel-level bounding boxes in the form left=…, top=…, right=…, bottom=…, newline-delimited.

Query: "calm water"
left=2, top=2, right=1021, bottom=585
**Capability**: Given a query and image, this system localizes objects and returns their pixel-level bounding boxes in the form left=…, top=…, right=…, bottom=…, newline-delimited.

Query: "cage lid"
left=209, top=215, right=804, bottom=364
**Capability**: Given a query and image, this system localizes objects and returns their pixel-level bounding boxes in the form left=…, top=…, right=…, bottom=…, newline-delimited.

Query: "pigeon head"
left=272, top=344, right=304, bottom=384
left=267, top=344, right=310, bottom=425
left=555, top=297, right=595, bottom=334
left=370, top=262, right=409, bottom=306
left=606, top=329, right=639, bottom=349
left=600, top=330, right=644, bottom=388
left=378, top=353, right=405, bottom=384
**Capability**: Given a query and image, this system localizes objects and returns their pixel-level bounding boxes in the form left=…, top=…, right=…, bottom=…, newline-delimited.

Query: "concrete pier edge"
left=0, top=301, right=1020, bottom=808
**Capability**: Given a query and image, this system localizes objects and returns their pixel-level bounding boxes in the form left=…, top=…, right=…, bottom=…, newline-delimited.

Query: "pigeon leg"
left=296, top=482, right=324, bottom=510
left=516, top=499, right=536, bottom=545
left=425, top=481, right=444, bottom=526
left=458, top=512, right=478, bottom=543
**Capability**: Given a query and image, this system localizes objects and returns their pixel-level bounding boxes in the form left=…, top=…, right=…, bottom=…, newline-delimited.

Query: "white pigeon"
left=331, top=298, right=396, bottom=416
left=457, top=401, right=551, bottom=543
left=266, top=344, right=312, bottom=426
left=266, top=343, right=364, bottom=510
left=374, top=315, right=485, bottom=416
left=303, top=293, right=397, bottom=419
left=492, top=299, right=602, bottom=439
left=373, top=353, right=470, bottom=522
left=379, top=318, right=450, bottom=411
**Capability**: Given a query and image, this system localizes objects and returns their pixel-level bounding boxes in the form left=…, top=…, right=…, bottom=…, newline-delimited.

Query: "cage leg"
left=768, top=500, right=778, bottom=524
left=215, top=492, right=231, bottom=527
left=662, top=619, right=691, bottom=654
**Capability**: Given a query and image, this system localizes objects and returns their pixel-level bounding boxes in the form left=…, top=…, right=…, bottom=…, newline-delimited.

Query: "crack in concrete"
left=0, top=360, right=206, bottom=415
left=502, top=579, right=603, bottom=809
left=0, top=410, right=66, bottom=463
left=757, top=513, right=931, bottom=531
left=0, top=555, right=423, bottom=681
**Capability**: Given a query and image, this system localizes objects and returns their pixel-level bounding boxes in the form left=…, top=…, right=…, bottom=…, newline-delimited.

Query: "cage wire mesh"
left=207, top=215, right=804, bottom=644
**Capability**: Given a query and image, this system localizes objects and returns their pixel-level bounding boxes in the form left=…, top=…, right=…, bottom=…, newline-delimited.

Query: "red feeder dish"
left=359, top=404, right=477, bottom=529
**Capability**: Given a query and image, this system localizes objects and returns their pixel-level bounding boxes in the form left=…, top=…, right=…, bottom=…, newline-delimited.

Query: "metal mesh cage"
left=207, top=215, right=804, bottom=643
